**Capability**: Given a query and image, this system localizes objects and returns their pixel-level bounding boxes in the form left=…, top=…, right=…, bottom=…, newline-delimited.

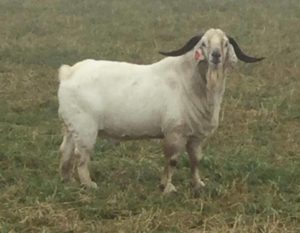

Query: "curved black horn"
left=159, top=34, right=203, bottom=57
left=228, top=37, right=265, bottom=63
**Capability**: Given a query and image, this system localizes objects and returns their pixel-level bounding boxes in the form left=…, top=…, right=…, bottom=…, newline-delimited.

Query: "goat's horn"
left=159, top=35, right=203, bottom=57
left=228, top=37, right=265, bottom=63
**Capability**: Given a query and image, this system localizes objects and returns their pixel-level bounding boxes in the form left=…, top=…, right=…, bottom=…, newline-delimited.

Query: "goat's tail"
left=58, top=64, right=72, bottom=82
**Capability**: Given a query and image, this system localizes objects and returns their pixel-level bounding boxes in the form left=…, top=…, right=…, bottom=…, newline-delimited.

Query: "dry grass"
left=0, top=0, right=299, bottom=232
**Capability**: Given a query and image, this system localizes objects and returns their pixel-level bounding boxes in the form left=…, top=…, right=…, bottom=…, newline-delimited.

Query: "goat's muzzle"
left=211, top=50, right=221, bottom=65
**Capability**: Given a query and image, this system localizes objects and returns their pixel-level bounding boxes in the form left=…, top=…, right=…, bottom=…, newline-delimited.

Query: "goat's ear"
left=227, top=44, right=238, bottom=65
left=228, top=37, right=265, bottom=63
left=194, top=48, right=205, bottom=62
left=159, top=35, right=203, bottom=57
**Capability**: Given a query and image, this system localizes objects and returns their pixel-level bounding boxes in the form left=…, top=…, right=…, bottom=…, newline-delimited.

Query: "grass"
left=0, top=0, right=299, bottom=232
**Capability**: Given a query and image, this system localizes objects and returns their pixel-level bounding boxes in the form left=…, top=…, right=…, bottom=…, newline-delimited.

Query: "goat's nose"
left=212, top=50, right=221, bottom=58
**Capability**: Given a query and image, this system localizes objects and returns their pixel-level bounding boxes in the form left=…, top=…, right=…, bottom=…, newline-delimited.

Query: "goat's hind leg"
left=59, top=127, right=75, bottom=182
left=72, top=120, right=98, bottom=189
left=74, top=144, right=97, bottom=189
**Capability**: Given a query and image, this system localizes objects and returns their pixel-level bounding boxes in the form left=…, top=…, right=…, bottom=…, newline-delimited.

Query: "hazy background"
left=0, top=0, right=299, bottom=232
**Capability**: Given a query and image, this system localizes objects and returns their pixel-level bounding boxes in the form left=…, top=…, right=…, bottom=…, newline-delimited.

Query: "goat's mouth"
left=209, top=59, right=222, bottom=67
left=210, top=57, right=221, bottom=65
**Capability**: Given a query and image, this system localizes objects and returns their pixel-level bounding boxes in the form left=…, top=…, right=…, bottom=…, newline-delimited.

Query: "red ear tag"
left=194, top=49, right=204, bottom=61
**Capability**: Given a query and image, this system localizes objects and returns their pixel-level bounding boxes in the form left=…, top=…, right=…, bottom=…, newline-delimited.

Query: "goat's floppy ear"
left=228, top=37, right=265, bottom=63
left=227, top=44, right=238, bottom=65
left=159, top=35, right=203, bottom=57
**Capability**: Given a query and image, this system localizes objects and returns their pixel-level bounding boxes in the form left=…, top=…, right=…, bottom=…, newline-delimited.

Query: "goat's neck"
left=179, top=54, right=227, bottom=135
left=204, top=64, right=226, bottom=104
left=179, top=53, right=226, bottom=104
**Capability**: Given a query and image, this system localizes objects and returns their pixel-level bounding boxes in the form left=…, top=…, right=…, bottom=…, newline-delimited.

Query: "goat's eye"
left=201, top=42, right=206, bottom=47
left=225, top=42, right=229, bottom=47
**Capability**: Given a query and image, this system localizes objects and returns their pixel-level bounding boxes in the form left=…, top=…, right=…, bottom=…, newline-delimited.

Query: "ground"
left=0, top=0, right=299, bottom=232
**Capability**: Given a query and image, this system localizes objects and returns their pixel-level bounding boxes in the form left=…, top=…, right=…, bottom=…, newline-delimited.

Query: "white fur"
left=57, top=28, right=239, bottom=191
left=58, top=57, right=197, bottom=138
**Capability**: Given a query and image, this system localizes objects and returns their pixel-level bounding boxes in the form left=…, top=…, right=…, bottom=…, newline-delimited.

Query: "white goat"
left=58, top=28, right=263, bottom=193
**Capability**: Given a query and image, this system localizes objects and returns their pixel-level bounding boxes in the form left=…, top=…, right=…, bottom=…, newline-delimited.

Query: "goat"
left=57, top=28, right=264, bottom=193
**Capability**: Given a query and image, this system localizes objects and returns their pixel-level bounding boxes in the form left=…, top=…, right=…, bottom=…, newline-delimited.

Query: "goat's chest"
left=184, top=96, right=222, bottom=138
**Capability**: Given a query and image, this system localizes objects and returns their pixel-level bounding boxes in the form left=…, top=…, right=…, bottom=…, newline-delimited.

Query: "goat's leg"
left=59, top=127, right=75, bottom=182
left=160, top=132, right=187, bottom=194
left=186, top=138, right=206, bottom=190
left=75, top=145, right=97, bottom=189
left=70, top=116, right=98, bottom=189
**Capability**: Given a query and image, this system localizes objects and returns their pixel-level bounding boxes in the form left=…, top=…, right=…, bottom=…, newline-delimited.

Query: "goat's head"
left=159, top=28, right=264, bottom=69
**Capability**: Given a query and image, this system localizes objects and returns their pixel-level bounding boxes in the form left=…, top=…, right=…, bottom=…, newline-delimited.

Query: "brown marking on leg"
left=59, top=128, right=75, bottom=182
left=169, top=159, right=177, bottom=167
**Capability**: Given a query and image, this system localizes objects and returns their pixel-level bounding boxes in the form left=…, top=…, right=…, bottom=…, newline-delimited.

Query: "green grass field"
left=0, top=0, right=299, bottom=232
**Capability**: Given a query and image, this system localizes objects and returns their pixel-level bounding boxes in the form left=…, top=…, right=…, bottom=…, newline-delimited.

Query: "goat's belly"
left=99, top=112, right=163, bottom=139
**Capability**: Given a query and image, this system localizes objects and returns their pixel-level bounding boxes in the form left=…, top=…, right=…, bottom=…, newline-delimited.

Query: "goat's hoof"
left=163, top=183, right=177, bottom=194
left=192, top=180, right=205, bottom=197
left=82, top=181, right=98, bottom=189
left=197, top=181, right=206, bottom=188
left=193, top=179, right=205, bottom=189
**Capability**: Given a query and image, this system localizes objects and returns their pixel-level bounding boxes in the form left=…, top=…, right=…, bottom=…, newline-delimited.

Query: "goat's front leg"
left=160, top=132, right=187, bottom=194
left=186, top=138, right=206, bottom=191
